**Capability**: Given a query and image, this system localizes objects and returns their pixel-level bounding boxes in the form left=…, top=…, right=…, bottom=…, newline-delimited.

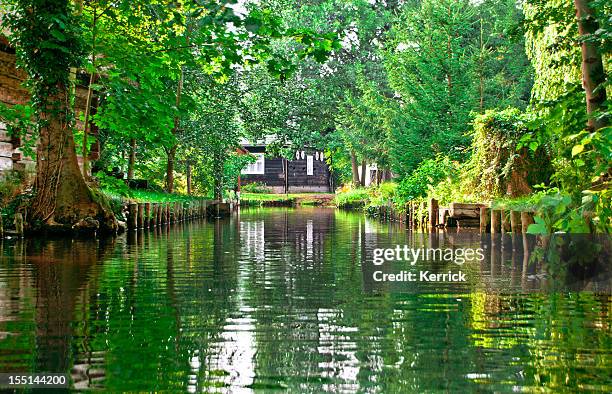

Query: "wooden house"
left=239, top=139, right=332, bottom=193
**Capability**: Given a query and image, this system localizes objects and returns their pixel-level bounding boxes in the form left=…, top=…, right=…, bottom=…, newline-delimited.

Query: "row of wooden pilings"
left=373, top=199, right=536, bottom=234
left=479, top=207, right=535, bottom=235
left=126, top=200, right=209, bottom=231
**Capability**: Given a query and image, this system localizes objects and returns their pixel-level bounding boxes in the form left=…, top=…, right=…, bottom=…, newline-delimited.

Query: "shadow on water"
left=0, top=207, right=609, bottom=392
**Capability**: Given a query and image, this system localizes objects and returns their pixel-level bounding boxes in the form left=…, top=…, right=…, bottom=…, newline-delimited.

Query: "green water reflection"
left=0, top=208, right=609, bottom=392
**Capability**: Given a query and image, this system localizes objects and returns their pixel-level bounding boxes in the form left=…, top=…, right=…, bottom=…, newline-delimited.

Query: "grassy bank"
left=101, top=188, right=211, bottom=223
left=240, top=192, right=335, bottom=207
left=102, top=188, right=210, bottom=203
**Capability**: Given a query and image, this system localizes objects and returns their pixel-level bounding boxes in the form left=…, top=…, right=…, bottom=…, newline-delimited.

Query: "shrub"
left=395, top=156, right=455, bottom=204
left=241, top=182, right=272, bottom=194
left=465, top=108, right=552, bottom=199
left=335, top=187, right=370, bottom=208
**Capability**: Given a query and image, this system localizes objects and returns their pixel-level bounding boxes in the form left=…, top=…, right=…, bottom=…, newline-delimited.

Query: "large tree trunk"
left=574, top=0, right=607, bottom=131
left=30, top=90, right=117, bottom=233
left=350, top=151, right=360, bottom=186
left=127, top=138, right=136, bottom=180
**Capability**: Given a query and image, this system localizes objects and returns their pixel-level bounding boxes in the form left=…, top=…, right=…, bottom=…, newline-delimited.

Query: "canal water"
left=0, top=207, right=609, bottom=392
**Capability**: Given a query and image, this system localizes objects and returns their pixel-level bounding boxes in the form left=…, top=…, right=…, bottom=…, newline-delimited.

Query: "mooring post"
left=510, top=211, right=521, bottom=234
left=421, top=201, right=427, bottom=228
left=137, top=203, right=145, bottom=229
left=144, top=203, right=151, bottom=228
left=500, top=209, right=511, bottom=234
left=428, top=198, right=438, bottom=231
left=128, top=203, right=138, bottom=230
left=479, top=207, right=490, bottom=233
left=520, top=211, right=534, bottom=234
left=409, top=202, right=413, bottom=228
left=490, top=209, right=500, bottom=234
left=150, top=203, right=157, bottom=227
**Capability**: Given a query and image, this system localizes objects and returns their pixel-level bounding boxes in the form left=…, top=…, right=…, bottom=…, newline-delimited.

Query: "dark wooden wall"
left=241, top=146, right=331, bottom=192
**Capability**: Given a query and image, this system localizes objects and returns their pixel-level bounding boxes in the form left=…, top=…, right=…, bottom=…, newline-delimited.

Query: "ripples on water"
left=0, top=208, right=609, bottom=392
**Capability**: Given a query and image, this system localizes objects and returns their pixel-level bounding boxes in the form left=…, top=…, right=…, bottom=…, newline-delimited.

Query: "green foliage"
left=95, top=172, right=132, bottom=197
left=396, top=157, right=456, bottom=203
left=526, top=188, right=591, bottom=234
left=334, top=187, right=370, bottom=209
left=3, top=0, right=84, bottom=131
left=466, top=108, right=552, bottom=199
left=241, top=182, right=272, bottom=194
left=0, top=103, right=36, bottom=158
left=521, top=0, right=610, bottom=233
left=0, top=171, right=25, bottom=205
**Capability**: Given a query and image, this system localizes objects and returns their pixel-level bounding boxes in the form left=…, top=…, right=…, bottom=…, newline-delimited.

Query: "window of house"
left=307, top=155, right=314, bottom=175
left=241, top=153, right=265, bottom=174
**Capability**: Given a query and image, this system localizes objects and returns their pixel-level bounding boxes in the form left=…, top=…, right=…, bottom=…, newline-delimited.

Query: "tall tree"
left=5, top=0, right=117, bottom=231
left=573, top=0, right=608, bottom=131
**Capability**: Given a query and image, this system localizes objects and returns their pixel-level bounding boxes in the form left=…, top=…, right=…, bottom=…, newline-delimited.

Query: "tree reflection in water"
left=0, top=208, right=608, bottom=392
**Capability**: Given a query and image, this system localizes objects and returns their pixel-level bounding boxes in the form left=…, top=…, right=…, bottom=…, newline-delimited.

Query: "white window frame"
left=306, top=155, right=314, bottom=176
left=241, top=153, right=265, bottom=175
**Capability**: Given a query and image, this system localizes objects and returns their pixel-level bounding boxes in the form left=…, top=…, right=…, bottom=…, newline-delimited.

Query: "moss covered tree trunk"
left=7, top=0, right=117, bottom=233
left=30, top=90, right=116, bottom=232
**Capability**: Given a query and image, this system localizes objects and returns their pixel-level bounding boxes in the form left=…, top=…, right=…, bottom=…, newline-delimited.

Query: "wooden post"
left=409, top=202, right=414, bottom=228
left=14, top=213, right=23, bottom=236
left=520, top=211, right=534, bottom=234
left=156, top=203, right=161, bottom=226
left=150, top=203, right=157, bottom=227
left=428, top=198, right=438, bottom=231
left=145, top=203, right=151, bottom=228
left=166, top=204, right=171, bottom=224
left=510, top=211, right=521, bottom=234
left=128, top=203, right=137, bottom=230
left=137, top=203, right=144, bottom=229
left=479, top=207, right=490, bottom=234
left=421, top=201, right=427, bottom=228
left=490, top=209, right=500, bottom=234
left=500, top=210, right=511, bottom=234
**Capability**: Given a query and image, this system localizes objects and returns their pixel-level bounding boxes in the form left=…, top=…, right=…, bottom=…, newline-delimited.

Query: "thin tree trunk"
left=478, top=17, right=485, bottom=112
left=350, top=151, right=360, bottom=186
left=446, top=2, right=454, bottom=118
left=166, top=145, right=177, bottom=192
left=360, top=160, right=367, bottom=187
left=574, top=0, right=607, bottom=131
left=166, top=67, right=184, bottom=193
left=81, top=4, right=97, bottom=176
left=213, top=152, right=223, bottom=200
left=186, top=161, right=192, bottom=195
left=127, top=138, right=136, bottom=180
